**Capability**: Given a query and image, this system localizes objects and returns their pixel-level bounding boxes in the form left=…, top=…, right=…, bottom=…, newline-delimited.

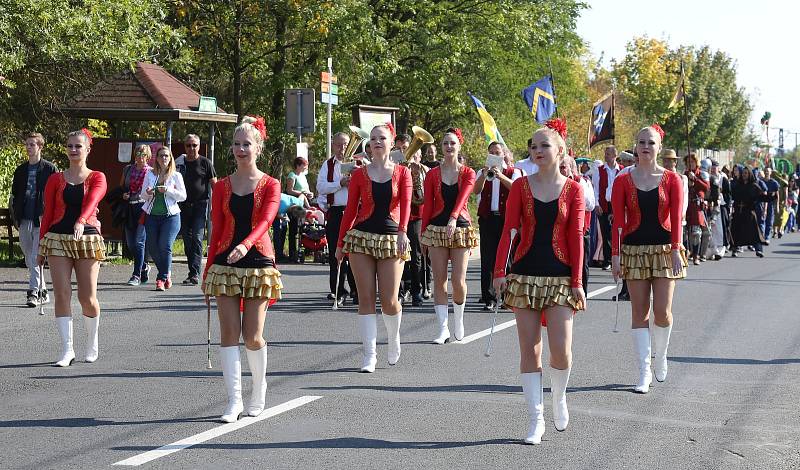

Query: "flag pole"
left=548, top=57, right=559, bottom=119
left=681, top=60, right=691, bottom=157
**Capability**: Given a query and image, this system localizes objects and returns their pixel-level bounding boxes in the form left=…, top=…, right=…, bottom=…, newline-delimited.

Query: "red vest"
left=326, top=158, right=336, bottom=206
left=598, top=165, right=611, bottom=211
left=477, top=167, right=517, bottom=218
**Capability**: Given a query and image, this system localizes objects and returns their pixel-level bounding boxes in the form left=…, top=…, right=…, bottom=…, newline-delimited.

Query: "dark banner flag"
left=588, top=91, right=614, bottom=148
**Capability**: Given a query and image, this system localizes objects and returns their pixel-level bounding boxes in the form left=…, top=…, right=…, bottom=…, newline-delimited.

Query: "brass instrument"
left=400, top=126, right=434, bottom=206
left=341, top=125, right=369, bottom=175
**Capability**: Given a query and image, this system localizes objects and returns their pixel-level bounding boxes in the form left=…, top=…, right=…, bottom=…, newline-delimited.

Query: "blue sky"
left=577, top=0, right=799, bottom=148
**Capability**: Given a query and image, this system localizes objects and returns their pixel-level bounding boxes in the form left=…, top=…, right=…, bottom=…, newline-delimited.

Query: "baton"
left=333, top=261, right=342, bottom=310
left=38, top=264, right=45, bottom=316
left=613, top=227, right=622, bottom=333
left=486, top=228, right=517, bottom=357
left=207, top=299, right=213, bottom=369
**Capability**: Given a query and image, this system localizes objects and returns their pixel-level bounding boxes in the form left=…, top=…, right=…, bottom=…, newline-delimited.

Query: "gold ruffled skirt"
left=39, top=233, right=106, bottom=260
left=503, top=274, right=583, bottom=311
left=342, top=229, right=410, bottom=261
left=421, top=225, right=479, bottom=249
left=621, top=244, right=687, bottom=280
left=203, top=264, right=282, bottom=300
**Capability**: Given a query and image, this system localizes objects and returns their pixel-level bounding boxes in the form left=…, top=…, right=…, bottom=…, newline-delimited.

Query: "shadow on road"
left=0, top=415, right=217, bottom=428
left=303, top=382, right=631, bottom=394
left=669, top=356, right=800, bottom=365
left=111, top=437, right=519, bottom=451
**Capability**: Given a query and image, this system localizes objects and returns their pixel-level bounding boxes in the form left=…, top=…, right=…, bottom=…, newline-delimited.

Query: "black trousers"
left=402, top=219, right=424, bottom=296
left=479, top=214, right=503, bottom=304
left=598, top=208, right=612, bottom=264
left=325, top=207, right=357, bottom=298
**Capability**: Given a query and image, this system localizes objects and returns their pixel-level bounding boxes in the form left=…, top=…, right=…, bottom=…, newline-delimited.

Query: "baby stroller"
left=297, top=206, right=328, bottom=264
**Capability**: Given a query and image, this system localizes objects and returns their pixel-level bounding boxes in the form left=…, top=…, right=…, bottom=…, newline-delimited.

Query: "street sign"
left=284, top=88, right=316, bottom=136
left=330, top=84, right=338, bottom=95
left=320, top=93, right=339, bottom=105
left=321, top=72, right=337, bottom=84
left=321, top=82, right=330, bottom=93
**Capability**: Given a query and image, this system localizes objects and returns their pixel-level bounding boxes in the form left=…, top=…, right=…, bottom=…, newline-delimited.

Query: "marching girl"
left=202, top=116, right=282, bottom=422
left=420, top=128, right=478, bottom=344
left=38, top=129, right=107, bottom=367
left=493, top=119, right=586, bottom=445
left=336, top=124, right=412, bottom=373
left=611, top=125, right=686, bottom=394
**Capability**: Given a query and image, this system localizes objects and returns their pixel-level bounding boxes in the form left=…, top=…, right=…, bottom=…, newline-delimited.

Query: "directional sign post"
left=321, top=59, right=339, bottom=159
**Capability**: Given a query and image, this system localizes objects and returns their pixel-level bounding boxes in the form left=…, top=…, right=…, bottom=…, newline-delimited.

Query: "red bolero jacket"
left=610, top=170, right=684, bottom=256
left=494, top=177, right=585, bottom=287
left=421, top=165, right=476, bottom=234
left=337, top=165, right=412, bottom=247
left=203, top=175, right=281, bottom=281
left=40, top=171, right=107, bottom=239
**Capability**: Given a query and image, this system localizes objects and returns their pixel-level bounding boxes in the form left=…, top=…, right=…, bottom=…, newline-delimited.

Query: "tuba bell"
left=404, top=126, right=434, bottom=161
left=341, top=125, right=369, bottom=175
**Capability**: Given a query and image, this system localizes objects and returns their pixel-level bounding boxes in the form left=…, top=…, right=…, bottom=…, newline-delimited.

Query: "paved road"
left=1, top=238, right=799, bottom=469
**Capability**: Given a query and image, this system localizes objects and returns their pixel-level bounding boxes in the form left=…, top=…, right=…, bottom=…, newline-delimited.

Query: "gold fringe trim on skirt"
left=621, top=244, right=687, bottom=280
left=503, top=274, right=583, bottom=311
left=420, top=225, right=479, bottom=249
left=39, top=232, right=106, bottom=260
left=203, top=265, right=282, bottom=300
left=342, top=229, right=410, bottom=261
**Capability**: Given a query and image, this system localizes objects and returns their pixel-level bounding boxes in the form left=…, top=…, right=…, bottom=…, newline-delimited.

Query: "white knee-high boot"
left=520, top=372, right=545, bottom=444
left=432, top=304, right=450, bottom=344
left=83, top=315, right=99, bottom=363
left=219, top=346, right=243, bottom=423
left=550, top=367, right=571, bottom=431
left=382, top=311, right=402, bottom=365
left=358, top=314, right=377, bottom=373
left=653, top=324, right=672, bottom=382
left=631, top=328, right=652, bottom=393
left=244, top=345, right=268, bottom=416
left=452, top=302, right=465, bottom=341
left=55, top=316, right=75, bottom=367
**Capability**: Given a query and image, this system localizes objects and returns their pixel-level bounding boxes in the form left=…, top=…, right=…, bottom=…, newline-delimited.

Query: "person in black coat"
left=730, top=167, right=768, bottom=257
left=11, top=132, right=58, bottom=307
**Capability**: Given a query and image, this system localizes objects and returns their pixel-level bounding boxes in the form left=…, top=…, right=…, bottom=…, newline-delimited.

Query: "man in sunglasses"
left=176, top=134, right=217, bottom=285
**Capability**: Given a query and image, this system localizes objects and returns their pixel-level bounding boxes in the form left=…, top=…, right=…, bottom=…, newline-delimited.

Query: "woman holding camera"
left=142, top=147, right=186, bottom=291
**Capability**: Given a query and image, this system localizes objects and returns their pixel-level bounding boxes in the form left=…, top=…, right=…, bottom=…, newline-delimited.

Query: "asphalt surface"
left=1, top=237, right=799, bottom=469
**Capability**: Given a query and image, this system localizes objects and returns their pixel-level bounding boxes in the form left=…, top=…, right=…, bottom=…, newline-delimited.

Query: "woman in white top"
left=142, top=147, right=187, bottom=291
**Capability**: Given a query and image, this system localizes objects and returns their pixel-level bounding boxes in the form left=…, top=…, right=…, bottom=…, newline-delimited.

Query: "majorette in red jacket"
left=494, top=177, right=585, bottom=288
left=203, top=175, right=281, bottom=280
left=39, top=171, right=107, bottom=239
left=337, top=165, right=412, bottom=247
left=610, top=170, right=684, bottom=256
left=420, top=165, right=476, bottom=233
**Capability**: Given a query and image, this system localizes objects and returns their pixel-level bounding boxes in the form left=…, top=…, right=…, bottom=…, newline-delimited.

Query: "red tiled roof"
left=66, top=62, right=225, bottom=113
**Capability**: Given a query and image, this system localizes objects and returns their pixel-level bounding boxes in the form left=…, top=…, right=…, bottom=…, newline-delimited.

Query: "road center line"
left=456, top=285, right=616, bottom=344
left=112, top=395, right=323, bottom=467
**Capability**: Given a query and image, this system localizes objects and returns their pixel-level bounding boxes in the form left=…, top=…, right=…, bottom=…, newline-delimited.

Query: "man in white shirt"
left=473, top=142, right=522, bottom=309
left=591, top=146, right=620, bottom=269
left=516, top=137, right=540, bottom=176
left=316, top=131, right=357, bottom=305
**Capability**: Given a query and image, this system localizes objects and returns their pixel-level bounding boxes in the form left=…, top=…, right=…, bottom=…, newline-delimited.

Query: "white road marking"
left=112, top=395, right=322, bottom=466
left=456, top=285, right=616, bottom=344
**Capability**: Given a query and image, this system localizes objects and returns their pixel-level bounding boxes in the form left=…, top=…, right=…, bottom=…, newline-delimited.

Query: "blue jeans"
left=179, top=200, right=209, bottom=279
left=145, top=213, right=181, bottom=282
left=763, top=202, right=775, bottom=241
left=124, top=223, right=147, bottom=278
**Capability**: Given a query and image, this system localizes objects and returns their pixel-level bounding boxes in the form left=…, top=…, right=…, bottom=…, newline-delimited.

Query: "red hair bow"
left=544, top=118, right=568, bottom=140
left=81, top=128, right=93, bottom=145
left=446, top=127, right=464, bottom=144
left=249, top=115, right=269, bottom=140
left=650, top=123, right=665, bottom=140
left=385, top=122, right=396, bottom=138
